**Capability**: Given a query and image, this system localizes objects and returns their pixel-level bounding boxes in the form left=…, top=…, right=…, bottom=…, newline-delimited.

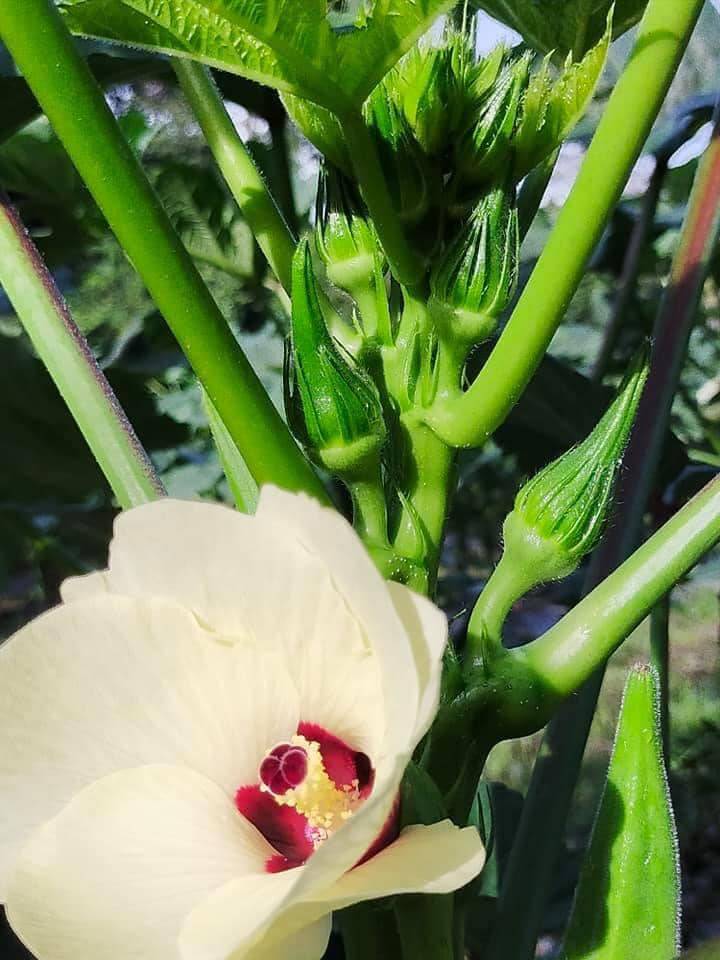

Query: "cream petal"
left=257, top=488, right=421, bottom=759
left=387, top=582, right=447, bottom=740
left=179, top=870, right=303, bottom=960
left=192, top=821, right=485, bottom=960
left=6, top=765, right=274, bottom=960
left=311, top=820, right=485, bottom=909
left=60, top=570, right=108, bottom=603
left=98, top=496, right=401, bottom=758
left=243, top=916, right=332, bottom=960
left=0, top=595, right=298, bottom=897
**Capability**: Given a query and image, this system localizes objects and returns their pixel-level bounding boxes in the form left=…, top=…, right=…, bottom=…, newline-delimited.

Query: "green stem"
left=485, top=96, right=720, bottom=960
left=518, top=476, right=720, bottom=696
left=392, top=417, right=455, bottom=586
left=173, top=60, right=296, bottom=297
left=202, top=392, right=259, bottom=514
left=354, top=267, right=393, bottom=346
left=340, top=111, right=424, bottom=288
left=426, top=0, right=704, bottom=448
left=467, top=550, right=536, bottom=653
left=0, top=0, right=327, bottom=502
left=348, top=472, right=390, bottom=549
left=0, top=193, right=164, bottom=508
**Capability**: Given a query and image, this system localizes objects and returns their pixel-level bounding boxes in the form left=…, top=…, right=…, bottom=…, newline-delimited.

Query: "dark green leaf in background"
left=472, top=0, right=649, bottom=59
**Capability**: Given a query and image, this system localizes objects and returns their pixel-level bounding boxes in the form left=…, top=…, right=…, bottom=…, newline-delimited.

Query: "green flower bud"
left=285, top=240, right=386, bottom=475
left=380, top=28, right=481, bottom=158
left=503, top=353, right=649, bottom=584
left=429, top=183, right=519, bottom=345
left=458, top=51, right=531, bottom=184
left=315, top=164, right=381, bottom=295
left=364, top=93, right=432, bottom=225
left=405, top=46, right=453, bottom=156
left=281, top=93, right=352, bottom=174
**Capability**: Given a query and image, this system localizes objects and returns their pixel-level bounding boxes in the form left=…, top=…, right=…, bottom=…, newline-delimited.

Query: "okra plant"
left=0, top=1, right=718, bottom=959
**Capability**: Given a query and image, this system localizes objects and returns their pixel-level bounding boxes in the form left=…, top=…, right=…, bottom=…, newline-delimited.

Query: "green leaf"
left=472, top=0, right=649, bottom=59
left=467, top=781, right=524, bottom=898
left=59, top=0, right=347, bottom=111
left=202, top=390, right=259, bottom=512
left=562, top=665, right=681, bottom=960
left=336, top=0, right=457, bottom=105
left=152, top=163, right=255, bottom=280
left=513, top=13, right=611, bottom=177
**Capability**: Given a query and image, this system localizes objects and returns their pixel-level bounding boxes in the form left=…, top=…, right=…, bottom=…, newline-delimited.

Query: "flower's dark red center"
left=235, top=722, right=396, bottom=874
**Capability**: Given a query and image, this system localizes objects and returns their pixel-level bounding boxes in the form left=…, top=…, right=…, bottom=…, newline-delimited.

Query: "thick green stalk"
left=485, top=95, right=720, bottom=960
left=518, top=476, right=720, bottom=696
left=468, top=550, right=537, bottom=651
left=0, top=193, right=163, bottom=509
left=426, top=0, right=704, bottom=448
left=339, top=905, right=402, bottom=960
left=340, top=111, right=424, bottom=288
left=392, top=418, right=455, bottom=584
left=0, top=0, right=327, bottom=502
left=395, top=895, right=455, bottom=960
left=173, top=60, right=296, bottom=297
left=349, top=473, right=391, bottom=549
left=202, top=392, right=259, bottom=514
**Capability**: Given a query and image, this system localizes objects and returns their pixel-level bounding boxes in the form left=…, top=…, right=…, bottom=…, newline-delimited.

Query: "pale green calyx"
left=285, top=240, right=386, bottom=476
left=315, top=164, right=381, bottom=295
left=430, top=183, right=519, bottom=345
left=503, top=354, right=649, bottom=584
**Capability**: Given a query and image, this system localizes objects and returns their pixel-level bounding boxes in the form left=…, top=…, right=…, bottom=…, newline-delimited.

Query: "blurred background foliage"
left=1, top=3, right=719, bottom=957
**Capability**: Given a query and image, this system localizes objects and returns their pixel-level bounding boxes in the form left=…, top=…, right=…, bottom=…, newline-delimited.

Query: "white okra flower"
left=0, top=488, right=484, bottom=960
